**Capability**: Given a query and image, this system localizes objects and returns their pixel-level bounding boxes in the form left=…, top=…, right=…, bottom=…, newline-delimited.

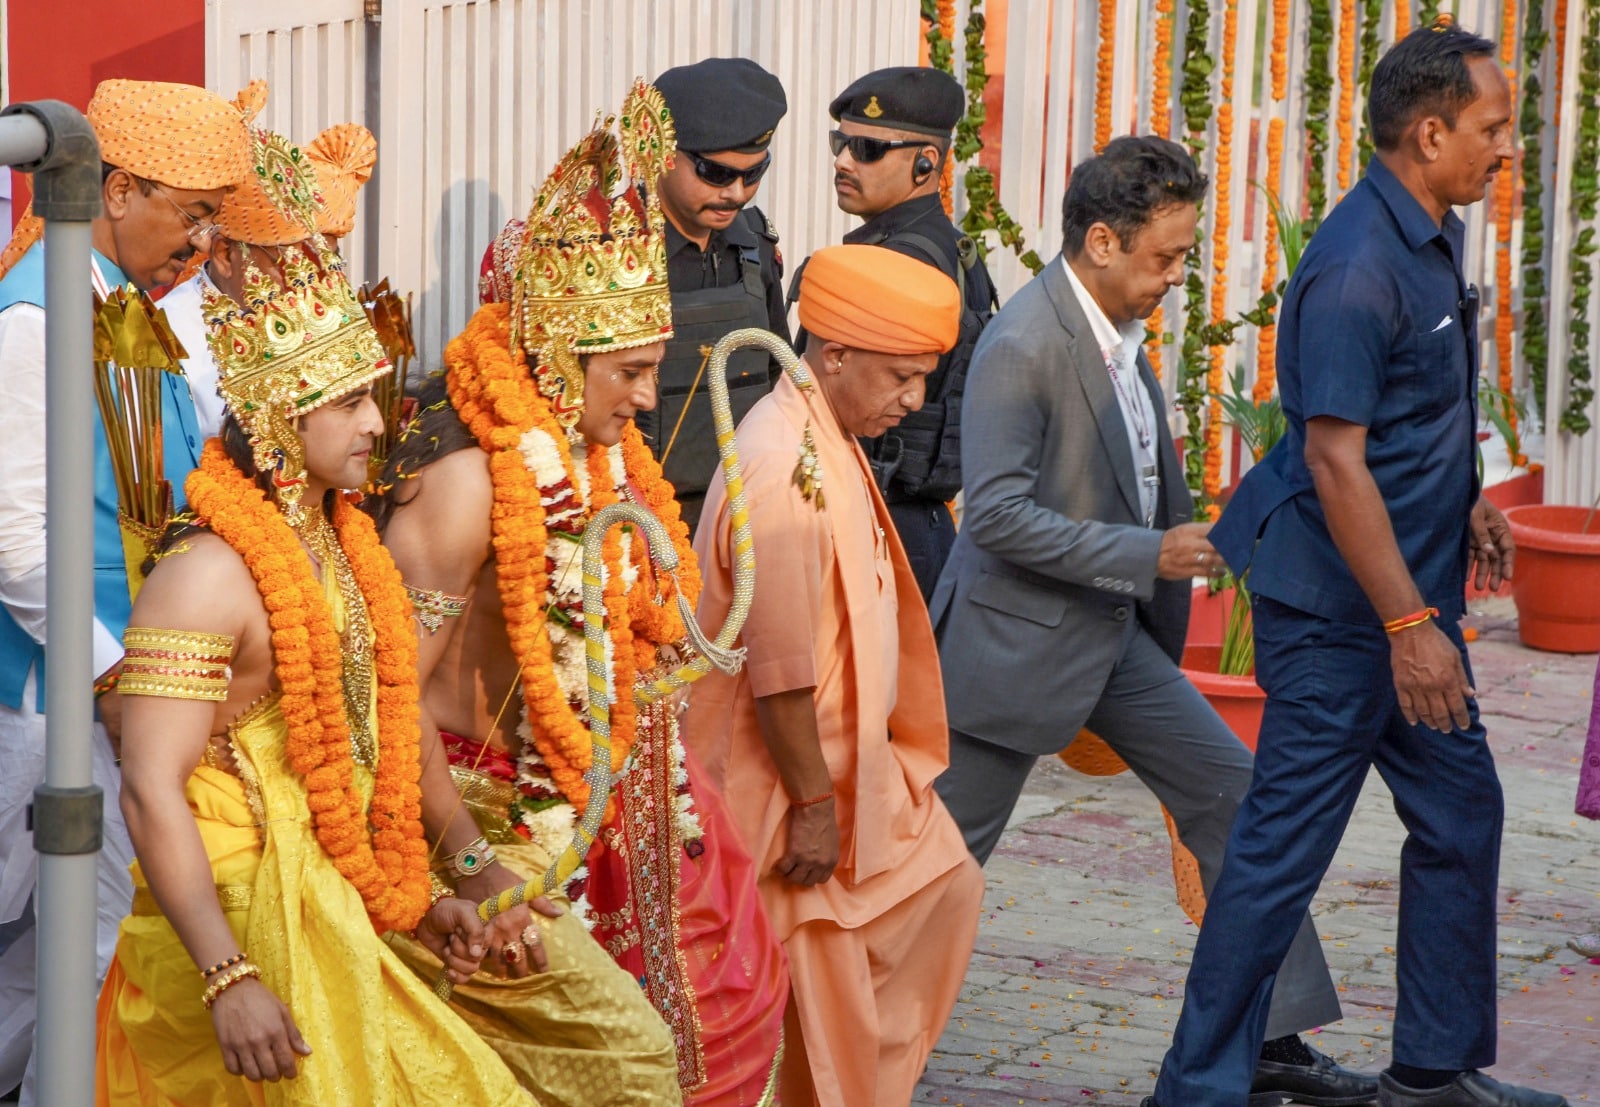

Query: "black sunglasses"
left=683, top=150, right=771, bottom=188
left=828, top=130, right=926, bottom=163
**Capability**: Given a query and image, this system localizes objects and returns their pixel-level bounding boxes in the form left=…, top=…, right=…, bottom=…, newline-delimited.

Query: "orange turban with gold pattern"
left=797, top=243, right=960, bottom=355
left=0, top=79, right=254, bottom=283
left=87, top=79, right=253, bottom=190
left=305, top=124, right=377, bottom=238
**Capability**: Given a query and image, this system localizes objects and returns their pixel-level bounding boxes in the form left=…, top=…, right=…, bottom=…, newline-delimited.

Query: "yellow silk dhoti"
left=94, top=699, right=532, bottom=1106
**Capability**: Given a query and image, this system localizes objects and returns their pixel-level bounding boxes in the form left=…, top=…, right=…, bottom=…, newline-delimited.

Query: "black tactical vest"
left=635, top=210, right=776, bottom=527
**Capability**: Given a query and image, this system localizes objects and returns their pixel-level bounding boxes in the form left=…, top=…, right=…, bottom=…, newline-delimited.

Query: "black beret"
left=655, top=58, right=788, bottom=154
left=829, top=67, right=964, bottom=138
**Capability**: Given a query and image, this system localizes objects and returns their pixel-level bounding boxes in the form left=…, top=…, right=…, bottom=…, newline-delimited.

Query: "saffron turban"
left=0, top=79, right=253, bottom=282
left=87, top=79, right=253, bottom=190
left=305, top=124, right=377, bottom=238
left=797, top=243, right=960, bottom=355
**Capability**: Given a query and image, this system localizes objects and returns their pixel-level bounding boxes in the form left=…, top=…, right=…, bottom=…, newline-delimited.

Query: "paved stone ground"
left=914, top=596, right=1600, bottom=1106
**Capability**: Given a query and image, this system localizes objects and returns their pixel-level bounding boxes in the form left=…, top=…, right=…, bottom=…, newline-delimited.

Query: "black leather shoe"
left=1253, top=1047, right=1380, bottom=1106
left=1378, top=1071, right=1569, bottom=1107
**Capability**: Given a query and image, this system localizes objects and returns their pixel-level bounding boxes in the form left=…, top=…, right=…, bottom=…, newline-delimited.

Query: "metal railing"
left=0, top=98, right=103, bottom=1107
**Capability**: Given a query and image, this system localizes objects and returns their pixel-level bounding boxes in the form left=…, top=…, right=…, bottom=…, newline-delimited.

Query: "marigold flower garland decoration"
left=1337, top=0, right=1357, bottom=193
left=1255, top=0, right=1290, bottom=407
left=444, top=302, right=698, bottom=822
left=1202, top=0, right=1239, bottom=517
left=1146, top=0, right=1177, bottom=379
left=1095, top=0, right=1117, bottom=152
left=185, top=439, right=430, bottom=934
left=1495, top=0, right=1526, bottom=464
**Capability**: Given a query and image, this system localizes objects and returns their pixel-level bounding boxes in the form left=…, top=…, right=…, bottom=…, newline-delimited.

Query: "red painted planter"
left=1504, top=504, right=1600, bottom=653
left=1180, top=644, right=1263, bottom=752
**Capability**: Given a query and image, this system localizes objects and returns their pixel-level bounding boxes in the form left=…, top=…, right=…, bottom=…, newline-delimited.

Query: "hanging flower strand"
left=1256, top=0, right=1290, bottom=407
left=1146, top=0, right=1177, bottom=379
left=1203, top=0, right=1239, bottom=516
left=1095, top=0, right=1117, bottom=151
left=1337, top=0, right=1357, bottom=193
left=1494, top=0, right=1525, bottom=464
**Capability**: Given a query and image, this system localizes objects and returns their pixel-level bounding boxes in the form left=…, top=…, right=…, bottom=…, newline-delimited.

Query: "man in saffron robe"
left=686, top=243, right=985, bottom=1107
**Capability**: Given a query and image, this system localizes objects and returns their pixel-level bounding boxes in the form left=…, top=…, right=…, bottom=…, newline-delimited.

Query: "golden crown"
left=510, top=80, right=676, bottom=427
left=203, top=241, right=390, bottom=517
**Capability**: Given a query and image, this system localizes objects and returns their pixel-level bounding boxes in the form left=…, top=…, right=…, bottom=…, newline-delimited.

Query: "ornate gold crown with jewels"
left=510, top=79, right=676, bottom=428
left=204, top=240, right=390, bottom=519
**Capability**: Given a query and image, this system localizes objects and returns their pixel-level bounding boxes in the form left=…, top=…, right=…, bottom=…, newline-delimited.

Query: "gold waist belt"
left=449, top=765, right=523, bottom=846
left=131, top=883, right=253, bottom=918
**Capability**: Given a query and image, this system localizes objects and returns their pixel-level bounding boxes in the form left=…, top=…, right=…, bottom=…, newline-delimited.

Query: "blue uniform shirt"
left=1212, top=157, right=1480, bottom=624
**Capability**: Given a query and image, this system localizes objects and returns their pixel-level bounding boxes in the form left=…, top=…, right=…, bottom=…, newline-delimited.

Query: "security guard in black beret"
left=799, top=65, right=999, bottom=602
left=645, top=57, right=791, bottom=532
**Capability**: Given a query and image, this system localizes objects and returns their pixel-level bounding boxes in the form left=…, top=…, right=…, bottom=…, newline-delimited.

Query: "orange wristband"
left=1383, top=606, right=1439, bottom=635
left=790, top=791, right=834, bottom=809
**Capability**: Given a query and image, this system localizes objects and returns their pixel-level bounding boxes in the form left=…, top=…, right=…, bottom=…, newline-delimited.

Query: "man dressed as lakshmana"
left=373, top=82, right=788, bottom=1107
left=685, top=244, right=985, bottom=1107
left=94, top=235, right=532, bottom=1106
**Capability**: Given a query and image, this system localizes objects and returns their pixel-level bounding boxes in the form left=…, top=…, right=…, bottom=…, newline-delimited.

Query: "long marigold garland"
left=1396, top=1, right=1412, bottom=38
left=186, top=440, right=430, bottom=934
left=1146, top=0, right=1177, bottom=379
left=1095, top=0, right=1117, bottom=152
left=1495, top=0, right=1526, bottom=465
left=443, top=302, right=696, bottom=815
left=1202, top=0, right=1239, bottom=516
left=1337, top=0, right=1357, bottom=193
left=1255, top=0, right=1290, bottom=407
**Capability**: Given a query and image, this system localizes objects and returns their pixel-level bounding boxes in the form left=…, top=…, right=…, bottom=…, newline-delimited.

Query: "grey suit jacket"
left=930, top=255, right=1193, bottom=755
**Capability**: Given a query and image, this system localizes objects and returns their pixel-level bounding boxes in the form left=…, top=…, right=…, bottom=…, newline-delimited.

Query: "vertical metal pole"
left=3, top=97, right=103, bottom=1107
left=35, top=217, right=99, bottom=1107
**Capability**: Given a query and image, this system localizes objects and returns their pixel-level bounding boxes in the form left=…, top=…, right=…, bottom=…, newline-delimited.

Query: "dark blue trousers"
left=1154, top=596, right=1503, bottom=1107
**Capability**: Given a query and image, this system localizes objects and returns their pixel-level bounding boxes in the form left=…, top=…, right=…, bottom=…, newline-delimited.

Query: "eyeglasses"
left=149, top=184, right=219, bottom=245
left=683, top=151, right=771, bottom=189
left=828, top=130, right=926, bottom=163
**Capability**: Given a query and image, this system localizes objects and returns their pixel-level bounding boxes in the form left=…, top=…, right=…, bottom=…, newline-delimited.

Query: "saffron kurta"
left=686, top=372, right=984, bottom=1107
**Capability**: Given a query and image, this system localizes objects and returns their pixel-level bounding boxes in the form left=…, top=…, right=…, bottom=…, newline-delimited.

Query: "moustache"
left=703, top=203, right=742, bottom=213
left=834, top=173, right=860, bottom=190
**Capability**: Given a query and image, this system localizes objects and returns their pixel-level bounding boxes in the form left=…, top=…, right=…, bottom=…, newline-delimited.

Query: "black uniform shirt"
left=664, top=211, right=791, bottom=344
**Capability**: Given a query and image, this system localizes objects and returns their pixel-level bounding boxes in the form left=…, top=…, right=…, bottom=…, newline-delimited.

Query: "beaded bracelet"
left=201, top=962, right=261, bottom=1009
left=199, top=951, right=247, bottom=979
left=790, top=791, right=834, bottom=809
left=1383, top=606, right=1439, bottom=635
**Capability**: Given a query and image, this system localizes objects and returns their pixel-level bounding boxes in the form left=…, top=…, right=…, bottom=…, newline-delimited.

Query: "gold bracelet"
left=120, top=627, right=234, bottom=702
left=201, top=961, right=261, bottom=1009
left=429, top=871, right=457, bottom=906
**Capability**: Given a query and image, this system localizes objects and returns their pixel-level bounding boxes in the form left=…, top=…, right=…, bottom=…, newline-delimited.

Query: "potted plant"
left=1504, top=495, right=1600, bottom=652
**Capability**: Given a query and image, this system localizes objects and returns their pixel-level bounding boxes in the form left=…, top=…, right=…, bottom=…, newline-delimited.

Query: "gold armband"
left=405, top=584, right=468, bottom=635
left=119, top=628, right=234, bottom=702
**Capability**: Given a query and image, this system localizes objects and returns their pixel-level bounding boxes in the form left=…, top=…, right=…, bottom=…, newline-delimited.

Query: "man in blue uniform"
left=1148, top=24, right=1567, bottom=1107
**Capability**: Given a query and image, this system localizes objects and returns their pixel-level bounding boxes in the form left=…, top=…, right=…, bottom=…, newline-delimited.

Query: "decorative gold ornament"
left=203, top=240, right=390, bottom=522
left=510, top=79, right=676, bottom=429
left=792, top=420, right=825, bottom=510
left=863, top=95, right=884, bottom=119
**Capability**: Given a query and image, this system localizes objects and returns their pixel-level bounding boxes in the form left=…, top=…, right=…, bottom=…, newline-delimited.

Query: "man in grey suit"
left=930, top=136, right=1378, bottom=1107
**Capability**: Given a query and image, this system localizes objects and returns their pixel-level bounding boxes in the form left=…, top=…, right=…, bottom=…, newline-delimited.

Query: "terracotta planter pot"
left=1180, top=644, right=1263, bottom=752
left=1505, top=505, right=1600, bottom=653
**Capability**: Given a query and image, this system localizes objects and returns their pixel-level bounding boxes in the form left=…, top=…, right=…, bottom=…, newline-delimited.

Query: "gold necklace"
left=297, top=509, right=377, bottom=769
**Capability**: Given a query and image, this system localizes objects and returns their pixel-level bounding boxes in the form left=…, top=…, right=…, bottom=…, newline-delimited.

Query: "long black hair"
left=361, top=373, right=477, bottom=534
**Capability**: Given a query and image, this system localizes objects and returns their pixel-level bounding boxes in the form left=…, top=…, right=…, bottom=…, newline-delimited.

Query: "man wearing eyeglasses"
left=644, top=57, right=792, bottom=532
left=822, top=66, right=998, bottom=601
left=0, top=79, right=250, bottom=1105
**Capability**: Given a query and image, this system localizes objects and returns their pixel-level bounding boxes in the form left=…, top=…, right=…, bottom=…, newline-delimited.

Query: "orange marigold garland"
left=1396, top=2, right=1412, bottom=38
left=185, top=440, right=430, bottom=934
left=443, top=303, right=696, bottom=820
left=1095, top=0, right=1117, bottom=152
left=938, top=0, right=958, bottom=213
left=1204, top=0, right=1239, bottom=516
left=1255, top=0, right=1290, bottom=407
left=1337, top=0, right=1357, bottom=192
left=1495, top=0, right=1525, bottom=465
left=1146, top=0, right=1178, bottom=378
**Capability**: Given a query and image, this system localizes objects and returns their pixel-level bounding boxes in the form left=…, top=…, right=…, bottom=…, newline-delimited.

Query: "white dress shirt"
left=1060, top=256, right=1160, bottom=527
left=161, top=269, right=227, bottom=439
